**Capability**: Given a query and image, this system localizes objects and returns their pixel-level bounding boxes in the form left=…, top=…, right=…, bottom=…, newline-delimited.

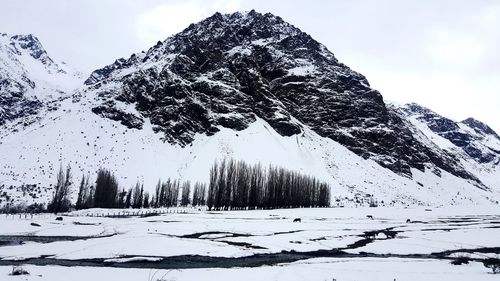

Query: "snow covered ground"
left=1, top=206, right=499, bottom=280
left=1, top=258, right=498, bottom=281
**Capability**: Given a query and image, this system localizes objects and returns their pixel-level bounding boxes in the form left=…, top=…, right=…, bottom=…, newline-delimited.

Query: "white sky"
left=1, top=0, right=499, bottom=133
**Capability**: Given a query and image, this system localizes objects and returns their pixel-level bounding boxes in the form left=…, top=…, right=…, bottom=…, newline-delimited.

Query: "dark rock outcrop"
left=84, top=11, right=486, bottom=184
left=0, top=33, right=72, bottom=125
left=395, top=103, right=499, bottom=166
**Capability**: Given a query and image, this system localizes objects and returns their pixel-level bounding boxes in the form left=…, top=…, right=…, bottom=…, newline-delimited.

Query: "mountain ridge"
left=82, top=11, right=481, bottom=184
left=0, top=10, right=498, bottom=208
left=0, top=32, right=82, bottom=127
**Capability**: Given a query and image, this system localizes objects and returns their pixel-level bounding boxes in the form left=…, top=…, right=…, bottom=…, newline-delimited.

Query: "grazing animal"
left=293, top=218, right=301, bottom=223
left=366, top=215, right=374, bottom=219
left=55, top=216, right=63, bottom=221
left=406, top=219, right=411, bottom=223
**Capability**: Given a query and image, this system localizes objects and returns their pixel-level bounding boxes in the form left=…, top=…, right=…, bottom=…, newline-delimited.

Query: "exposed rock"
left=394, top=103, right=499, bottom=166
left=84, top=11, right=484, bottom=183
left=0, top=33, right=81, bottom=125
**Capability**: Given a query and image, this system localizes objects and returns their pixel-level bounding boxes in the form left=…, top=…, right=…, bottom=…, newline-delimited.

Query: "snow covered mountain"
left=391, top=103, right=500, bottom=192
left=0, top=33, right=82, bottom=126
left=0, top=11, right=499, bottom=208
left=394, top=103, right=499, bottom=165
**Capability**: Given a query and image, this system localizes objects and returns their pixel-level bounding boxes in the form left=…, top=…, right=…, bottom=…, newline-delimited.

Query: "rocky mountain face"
left=0, top=33, right=81, bottom=126
left=1, top=11, right=499, bottom=208
left=394, top=103, right=500, bottom=166
left=84, top=10, right=481, bottom=184
left=462, top=118, right=500, bottom=142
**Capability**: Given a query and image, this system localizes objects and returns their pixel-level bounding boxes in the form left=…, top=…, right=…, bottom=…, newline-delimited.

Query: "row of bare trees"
left=207, top=159, right=331, bottom=210
left=74, top=168, right=123, bottom=209
left=49, top=159, right=331, bottom=213
left=153, top=180, right=207, bottom=208
left=73, top=171, right=206, bottom=211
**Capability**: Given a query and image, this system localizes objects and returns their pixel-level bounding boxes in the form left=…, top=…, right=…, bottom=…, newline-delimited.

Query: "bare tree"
left=192, top=182, right=207, bottom=206
left=131, top=182, right=143, bottom=208
left=181, top=181, right=191, bottom=206
left=125, top=187, right=132, bottom=208
left=143, top=192, right=150, bottom=208
left=94, top=168, right=119, bottom=208
left=48, top=164, right=72, bottom=213
left=207, top=162, right=219, bottom=210
left=75, top=174, right=88, bottom=210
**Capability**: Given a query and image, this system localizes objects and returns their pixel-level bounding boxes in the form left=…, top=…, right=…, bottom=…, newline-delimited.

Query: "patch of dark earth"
left=360, top=227, right=400, bottom=239
left=1, top=248, right=499, bottom=271
left=146, top=220, right=181, bottom=223
left=180, top=231, right=252, bottom=239
left=179, top=230, right=303, bottom=240
left=0, top=233, right=117, bottom=247
left=73, top=221, right=101, bottom=226
left=176, top=232, right=267, bottom=249
left=414, top=218, right=487, bottom=225
left=420, top=225, right=500, bottom=232
left=269, top=230, right=304, bottom=236
left=219, top=241, right=267, bottom=249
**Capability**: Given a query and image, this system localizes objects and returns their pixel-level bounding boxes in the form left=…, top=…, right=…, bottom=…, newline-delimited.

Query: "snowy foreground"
left=1, top=206, right=500, bottom=280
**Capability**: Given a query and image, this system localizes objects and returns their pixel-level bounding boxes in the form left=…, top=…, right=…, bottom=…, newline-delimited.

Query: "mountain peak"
left=400, top=103, right=499, bottom=141
left=0, top=32, right=83, bottom=125
left=178, top=9, right=301, bottom=42
left=393, top=102, right=499, bottom=165
left=10, top=33, right=44, bottom=58
left=462, top=117, right=499, bottom=139
left=85, top=10, right=333, bottom=86
left=1, top=32, right=66, bottom=75
left=402, top=102, right=434, bottom=115
left=81, top=11, right=485, bottom=184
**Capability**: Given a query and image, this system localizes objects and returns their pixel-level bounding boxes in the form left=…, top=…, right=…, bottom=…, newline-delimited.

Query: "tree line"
left=47, top=159, right=331, bottom=213
left=207, top=159, right=330, bottom=210
left=49, top=166, right=206, bottom=213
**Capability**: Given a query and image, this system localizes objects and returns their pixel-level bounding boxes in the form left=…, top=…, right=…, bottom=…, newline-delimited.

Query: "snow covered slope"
left=391, top=103, right=500, bottom=194
left=1, top=96, right=497, bottom=208
left=0, top=11, right=499, bottom=208
left=0, top=33, right=82, bottom=126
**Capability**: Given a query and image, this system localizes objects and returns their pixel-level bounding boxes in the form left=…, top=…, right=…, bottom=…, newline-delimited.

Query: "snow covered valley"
left=1, top=206, right=500, bottom=280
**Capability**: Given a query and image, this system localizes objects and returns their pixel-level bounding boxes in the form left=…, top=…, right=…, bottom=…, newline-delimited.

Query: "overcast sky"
left=1, top=0, right=499, bottom=133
